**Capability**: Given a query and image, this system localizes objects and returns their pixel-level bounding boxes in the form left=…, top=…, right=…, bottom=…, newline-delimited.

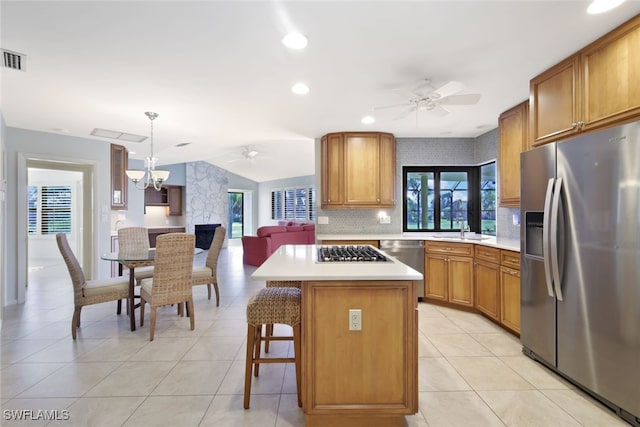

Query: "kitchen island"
left=252, top=244, right=422, bottom=427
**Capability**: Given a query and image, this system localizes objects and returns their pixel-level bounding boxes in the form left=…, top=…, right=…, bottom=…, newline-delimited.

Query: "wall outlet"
left=349, top=309, right=362, bottom=331
left=318, top=216, right=329, bottom=225
left=379, top=215, right=391, bottom=224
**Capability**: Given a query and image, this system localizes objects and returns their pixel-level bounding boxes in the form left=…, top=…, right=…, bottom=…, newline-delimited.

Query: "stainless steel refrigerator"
left=521, top=120, right=640, bottom=426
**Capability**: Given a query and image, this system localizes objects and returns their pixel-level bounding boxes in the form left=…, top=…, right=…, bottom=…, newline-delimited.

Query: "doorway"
left=228, top=191, right=244, bottom=238
left=19, top=159, right=93, bottom=301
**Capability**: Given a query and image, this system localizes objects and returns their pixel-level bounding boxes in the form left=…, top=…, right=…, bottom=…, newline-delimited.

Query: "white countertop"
left=316, top=233, right=521, bottom=252
left=251, top=244, right=423, bottom=281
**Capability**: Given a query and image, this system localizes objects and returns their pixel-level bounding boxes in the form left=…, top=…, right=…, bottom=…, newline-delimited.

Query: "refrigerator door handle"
left=550, top=177, right=564, bottom=301
left=542, top=178, right=555, bottom=298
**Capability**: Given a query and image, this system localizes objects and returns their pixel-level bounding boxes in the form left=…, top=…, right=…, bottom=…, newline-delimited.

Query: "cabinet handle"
left=577, top=120, right=584, bottom=127
left=571, top=122, right=578, bottom=128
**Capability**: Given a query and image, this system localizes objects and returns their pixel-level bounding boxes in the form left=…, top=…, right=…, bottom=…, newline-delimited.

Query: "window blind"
left=41, top=185, right=72, bottom=234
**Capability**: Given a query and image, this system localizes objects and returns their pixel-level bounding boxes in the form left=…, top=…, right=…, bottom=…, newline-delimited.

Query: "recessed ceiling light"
left=361, top=116, right=375, bottom=124
left=587, top=0, right=626, bottom=14
left=291, top=82, right=309, bottom=95
left=52, top=128, right=69, bottom=133
left=282, top=32, right=308, bottom=50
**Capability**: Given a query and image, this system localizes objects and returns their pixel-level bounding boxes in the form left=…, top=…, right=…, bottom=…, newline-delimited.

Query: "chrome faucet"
left=457, top=219, right=469, bottom=238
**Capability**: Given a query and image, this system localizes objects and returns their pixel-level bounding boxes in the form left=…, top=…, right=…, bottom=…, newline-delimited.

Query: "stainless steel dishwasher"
left=379, top=240, right=424, bottom=299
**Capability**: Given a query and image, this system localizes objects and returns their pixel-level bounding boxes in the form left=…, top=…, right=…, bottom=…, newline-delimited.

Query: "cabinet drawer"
left=474, top=245, right=500, bottom=263
left=425, top=241, right=473, bottom=256
left=501, top=250, right=520, bottom=270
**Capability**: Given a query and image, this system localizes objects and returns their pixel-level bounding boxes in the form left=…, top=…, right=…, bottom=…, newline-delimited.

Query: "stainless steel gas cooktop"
left=317, top=245, right=389, bottom=263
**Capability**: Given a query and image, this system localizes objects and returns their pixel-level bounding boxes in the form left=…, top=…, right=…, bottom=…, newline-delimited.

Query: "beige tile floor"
left=1, top=241, right=628, bottom=426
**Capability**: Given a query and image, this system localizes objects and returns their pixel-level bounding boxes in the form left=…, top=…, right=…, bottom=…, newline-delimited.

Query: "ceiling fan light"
left=361, top=115, right=375, bottom=124
left=587, top=0, right=626, bottom=14
left=291, top=82, right=310, bottom=95
left=247, top=150, right=259, bottom=158
left=282, top=32, right=308, bottom=49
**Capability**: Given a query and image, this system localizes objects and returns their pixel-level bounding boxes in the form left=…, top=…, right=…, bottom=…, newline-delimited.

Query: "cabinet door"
left=500, top=266, right=521, bottom=333
left=425, top=253, right=448, bottom=301
left=344, top=134, right=380, bottom=205
left=581, top=16, right=640, bottom=131
left=110, top=144, right=128, bottom=210
left=448, top=256, right=474, bottom=307
left=530, top=55, right=581, bottom=146
left=321, top=134, right=344, bottom=207
left=498, top=101, right=528, bottom=207
left=474, top=259, right=500, bottom=320
left=167, top=186, right=182, bottom=216
left=379, top=133, right=396, bottom=206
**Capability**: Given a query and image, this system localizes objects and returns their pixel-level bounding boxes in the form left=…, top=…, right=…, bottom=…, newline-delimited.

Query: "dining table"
left=101, top=247, right=203, bottom=331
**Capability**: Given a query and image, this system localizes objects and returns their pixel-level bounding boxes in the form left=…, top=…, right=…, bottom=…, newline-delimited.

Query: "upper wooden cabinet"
left=321, top=133, right=344, bottom=207
left=144, top=185, right=183, bottom=216
left=110, top=143, right=128, bottom=210
left=320, top=132, right=396, bottom=209
left=498, top=101, right=528, bottom=207
left=580, top=15, right=640, bottom=131
left=530, top=14, right=640, bottom=146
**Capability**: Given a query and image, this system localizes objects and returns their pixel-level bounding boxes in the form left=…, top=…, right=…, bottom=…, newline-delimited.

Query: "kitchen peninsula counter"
left=252, top=244, right=422, bottom=427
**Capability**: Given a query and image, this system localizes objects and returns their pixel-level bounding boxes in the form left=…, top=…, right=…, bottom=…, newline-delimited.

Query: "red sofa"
left=242, top=222, right=315, bottom=266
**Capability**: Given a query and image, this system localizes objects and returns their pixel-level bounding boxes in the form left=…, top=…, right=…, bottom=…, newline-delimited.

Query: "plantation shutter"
left=41, top=185, right=72, bottom=234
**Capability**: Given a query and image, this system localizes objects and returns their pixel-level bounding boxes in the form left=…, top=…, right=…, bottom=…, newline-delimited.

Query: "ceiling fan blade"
left=438, top=93, right=482, bottom=106
left=372, top=102, right=413, bottom=111
left=431, top=81, right=465, bottom=99
left=429, top=105, right=450, bottom=117
left=393, top=106, right=416, bottom=120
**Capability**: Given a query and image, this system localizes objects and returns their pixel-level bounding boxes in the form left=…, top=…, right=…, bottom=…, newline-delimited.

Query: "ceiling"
left=2, top=1, right=640, bottom=182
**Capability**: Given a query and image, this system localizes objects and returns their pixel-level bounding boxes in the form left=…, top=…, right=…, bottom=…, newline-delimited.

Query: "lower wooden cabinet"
left=424, top=242, right=474, bottom=307
left=147, top=227, right=185, bottom=248
left=500, top=265, right=521, bottom=334
left=474, top=259, right=500, bottom=321
left=303, top=280, right=418, bottom=425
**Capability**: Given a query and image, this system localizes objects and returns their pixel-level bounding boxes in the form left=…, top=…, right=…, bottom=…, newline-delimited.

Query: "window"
left=271, top=186, right=316, bottom=221
left=480, top=162, right=497, bottom=236
left=403, top=164, right=495, bottom=234
left=28, top=185, right=72, bottom=234
left=28, top=186, right=38, bottom=234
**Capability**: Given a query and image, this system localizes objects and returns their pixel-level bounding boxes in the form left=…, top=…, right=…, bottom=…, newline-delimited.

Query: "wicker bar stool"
left=264, top=281, right=302, bottom=352
left=244, top=287, right=302, bottom=409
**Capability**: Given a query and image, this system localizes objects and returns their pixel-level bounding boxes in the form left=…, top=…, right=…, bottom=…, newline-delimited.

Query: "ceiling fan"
left=373, top=79, right=481, bottom=122
left=227, top=146, right=260, bottom=163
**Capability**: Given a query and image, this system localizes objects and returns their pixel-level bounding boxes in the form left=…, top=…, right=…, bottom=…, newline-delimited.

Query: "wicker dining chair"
left=56, top=233, right=130, bottom=340
left=191, top=226, right=226, bottom=306
left=117, top=227, right=154, bottom=285
left=139, top=232, right=196, bottom=341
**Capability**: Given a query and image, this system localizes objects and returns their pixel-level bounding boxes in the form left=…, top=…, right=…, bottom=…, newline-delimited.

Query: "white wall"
left=0, top=113, right=6, bottom=319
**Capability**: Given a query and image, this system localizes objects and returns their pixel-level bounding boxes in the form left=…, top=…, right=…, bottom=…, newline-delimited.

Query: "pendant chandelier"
left=125, top=112, right=170, bottom=191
